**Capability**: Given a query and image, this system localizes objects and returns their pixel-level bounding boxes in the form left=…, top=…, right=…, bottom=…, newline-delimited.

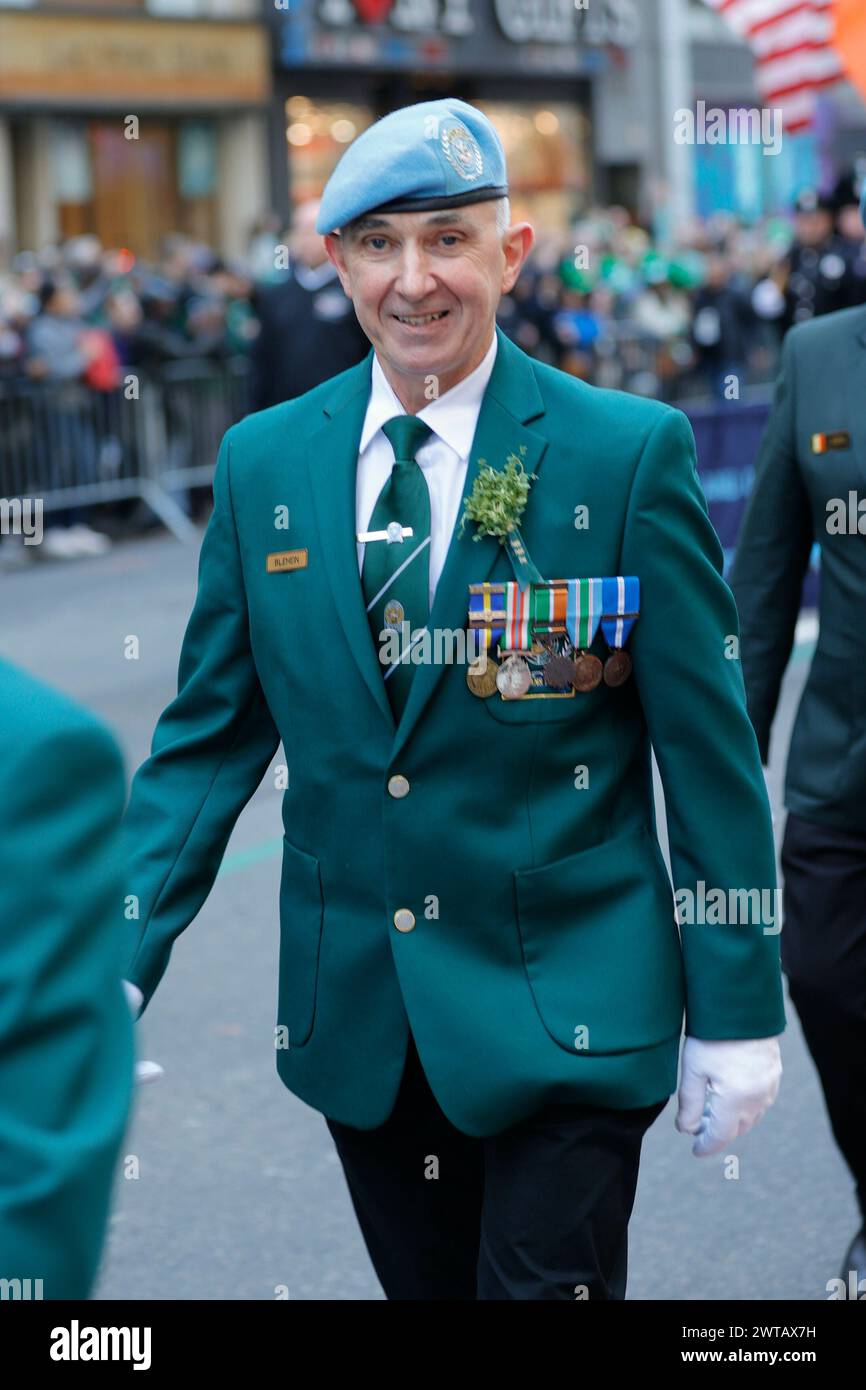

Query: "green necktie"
left=361, top=414, right=433, bottom=720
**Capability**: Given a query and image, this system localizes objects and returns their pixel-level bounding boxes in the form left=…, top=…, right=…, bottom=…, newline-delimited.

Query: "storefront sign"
left=315, top=0, right=639, bottom=46
left=287, top=0, right=638, bottom=75
left=318, top=0, right=474, bottom=31
left=0, top=14, right=270, bottom=107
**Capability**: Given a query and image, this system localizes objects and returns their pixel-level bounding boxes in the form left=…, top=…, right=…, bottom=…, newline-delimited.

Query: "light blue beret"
left=316, top=98, right=508, bottom=236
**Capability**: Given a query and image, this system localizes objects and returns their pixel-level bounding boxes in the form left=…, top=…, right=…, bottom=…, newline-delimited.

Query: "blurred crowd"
left=0, top=174, right=862, bottom=399
left=1, top=171, right=864, bottom=558
left=0, top=233, right=259, bottom=388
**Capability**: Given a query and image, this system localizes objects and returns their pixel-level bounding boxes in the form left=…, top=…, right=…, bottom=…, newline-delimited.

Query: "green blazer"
left=0, top=659, right=133, bottom=1298
left=124, top=327, right=785, bottom=1138
left=730, top=303, right=866, bottom=833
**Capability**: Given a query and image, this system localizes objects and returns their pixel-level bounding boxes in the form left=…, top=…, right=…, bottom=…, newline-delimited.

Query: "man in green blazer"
left=123, top=100, right=784, bottom=1300
left=0, top=658, right=134, bottom=1299
left=729, top=178, right=866, bottom=1286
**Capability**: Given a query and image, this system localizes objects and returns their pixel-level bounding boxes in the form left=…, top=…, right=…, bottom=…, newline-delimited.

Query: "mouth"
left=391, top=310, right=450, bottom=327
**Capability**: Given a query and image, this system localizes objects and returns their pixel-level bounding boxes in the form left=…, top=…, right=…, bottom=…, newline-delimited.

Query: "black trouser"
left=781, top=811, right=866, bottom=1223
left=325, top=1032, right=666, bottom=1301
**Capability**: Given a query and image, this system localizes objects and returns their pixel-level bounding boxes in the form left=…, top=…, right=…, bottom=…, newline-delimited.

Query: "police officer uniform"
left=780, top=187, right=863, bottom=335
left=123, top=100, right=785, bottom=1301
left=729, top=181, right=866, bottom=1284
left=250, top=257, right=370, bottom=411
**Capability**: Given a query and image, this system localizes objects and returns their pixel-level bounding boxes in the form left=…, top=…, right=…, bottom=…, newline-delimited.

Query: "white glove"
left=675, top=1036, right=782, bottom=1157
left=123, top=979, right=144, bottom=1018
left=123, top=979, right=164, bottom=1087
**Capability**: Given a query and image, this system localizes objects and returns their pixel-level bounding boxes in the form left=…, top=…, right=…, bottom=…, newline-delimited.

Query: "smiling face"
left=325, top=200, right=533, bottom=410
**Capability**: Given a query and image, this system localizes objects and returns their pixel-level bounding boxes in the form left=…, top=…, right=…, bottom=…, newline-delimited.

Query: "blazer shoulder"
left=530, top=357, right=680, bottom=453
left=783, top=302, right=866, bottom=360
left=225, top=355, right=372, bottom=462
left=0, top=660, right=123, bottom=776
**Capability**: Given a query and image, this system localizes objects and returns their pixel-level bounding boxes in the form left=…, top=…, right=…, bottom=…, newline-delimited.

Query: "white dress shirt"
left=355, top=332, right=498, bottom=607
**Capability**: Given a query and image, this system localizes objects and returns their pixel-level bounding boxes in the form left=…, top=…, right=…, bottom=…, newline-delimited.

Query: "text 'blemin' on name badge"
left=266, top=548, right=308, bottom=573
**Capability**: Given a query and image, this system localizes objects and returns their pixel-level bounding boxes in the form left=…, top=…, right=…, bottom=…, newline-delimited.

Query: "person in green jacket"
left=0, top=658, right=134, bottom=1299
left=122, top=100, right=784, bottom=1300
left=729, top=177, right=866, bottom=1290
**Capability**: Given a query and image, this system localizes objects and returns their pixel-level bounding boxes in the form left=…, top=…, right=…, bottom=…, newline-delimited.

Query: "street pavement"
left=0, top=530, right=854, bottom=1301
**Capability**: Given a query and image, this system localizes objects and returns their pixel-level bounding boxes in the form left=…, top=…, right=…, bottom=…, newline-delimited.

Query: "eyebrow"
left=349, top=211, right=469, bottom=235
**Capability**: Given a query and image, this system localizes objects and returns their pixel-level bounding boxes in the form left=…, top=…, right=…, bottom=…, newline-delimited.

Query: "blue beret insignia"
left=441, top=123, right=484, bottom=183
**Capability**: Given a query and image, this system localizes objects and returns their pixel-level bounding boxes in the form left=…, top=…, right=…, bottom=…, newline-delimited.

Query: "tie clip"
left=357, top=523, right=414, bottom=544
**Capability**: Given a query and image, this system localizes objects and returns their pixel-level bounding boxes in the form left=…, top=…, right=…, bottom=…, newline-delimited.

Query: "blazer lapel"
left=392, top=329, right=548, bottom=760
left=306, top=349, right=396, bottom=730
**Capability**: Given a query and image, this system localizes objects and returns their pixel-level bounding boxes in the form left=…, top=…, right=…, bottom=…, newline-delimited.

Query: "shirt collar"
left=359, top=332, right=498, bottom=458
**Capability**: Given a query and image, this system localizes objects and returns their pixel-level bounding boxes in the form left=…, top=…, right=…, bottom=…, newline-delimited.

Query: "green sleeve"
left=620, top=407, right=786, bottom=1040
left=0, top=715, right=133, bottom=1299
left=728, top=331, right=814, bottom=761
left=123, top=427, right=280, bottom=1009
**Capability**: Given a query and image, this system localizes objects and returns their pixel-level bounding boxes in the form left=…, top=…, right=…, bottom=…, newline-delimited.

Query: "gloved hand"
left=123, top=979, right=164, bottom=1087
left=123, top=979, right=143, bottom=1018
left=675, top=1035, right=782, bottom=1157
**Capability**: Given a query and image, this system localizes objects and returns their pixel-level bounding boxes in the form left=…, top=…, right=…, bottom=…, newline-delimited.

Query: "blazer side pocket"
left=513, top=824, right=685, bottom=1055
left=277, top=835, right=324, bottom=1048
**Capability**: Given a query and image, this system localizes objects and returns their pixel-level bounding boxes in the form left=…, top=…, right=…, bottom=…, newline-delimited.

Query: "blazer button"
left=388, top=774, right=410, bottom=798
left=393, top=908, right=416, bottom=933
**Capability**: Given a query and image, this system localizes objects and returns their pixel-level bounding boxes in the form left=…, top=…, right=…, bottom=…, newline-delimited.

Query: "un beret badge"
left=441, top=123, right=483, bottom=182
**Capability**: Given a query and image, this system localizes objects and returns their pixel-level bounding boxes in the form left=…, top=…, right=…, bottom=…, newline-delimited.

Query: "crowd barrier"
left=3, top=356, right=818, bottom=604
left=0, top=356, right=251, bottom=541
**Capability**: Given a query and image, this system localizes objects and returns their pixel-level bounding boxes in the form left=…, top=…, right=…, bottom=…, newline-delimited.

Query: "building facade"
left=0, top=0, right=271, bottom=267
left=265, top=0, right=647, bottom=232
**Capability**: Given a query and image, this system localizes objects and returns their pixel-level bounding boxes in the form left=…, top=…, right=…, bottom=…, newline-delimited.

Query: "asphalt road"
left=1, top=530, right=854, bottom=1301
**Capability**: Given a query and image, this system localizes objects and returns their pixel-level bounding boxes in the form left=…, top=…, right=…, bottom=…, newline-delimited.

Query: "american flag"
left=703, top=0, right=847, bottom=132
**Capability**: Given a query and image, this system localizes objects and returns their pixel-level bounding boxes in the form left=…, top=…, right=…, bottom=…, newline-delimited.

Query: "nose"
left=394, top=242, right=438, bottom=303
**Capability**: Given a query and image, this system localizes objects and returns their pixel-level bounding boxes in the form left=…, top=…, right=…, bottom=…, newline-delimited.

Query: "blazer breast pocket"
left=483, top=685, right=588, bottom=724
left=277, top=835, right=324, bottom=1048
left=513, top=823, right=685, bottom=1054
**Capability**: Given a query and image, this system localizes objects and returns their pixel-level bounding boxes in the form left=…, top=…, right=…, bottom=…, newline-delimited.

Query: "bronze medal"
left=603, top=649, right=632, bottom=686
left=544, top=653, right=578, bottom=687
left=572, top=650, right=604, bottom=692
left=466, top=654, right=499, bottom=698
left=496, top=654, right=532, bottom=700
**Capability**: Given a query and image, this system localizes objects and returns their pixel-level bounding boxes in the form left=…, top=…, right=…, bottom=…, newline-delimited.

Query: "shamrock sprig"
left=459, top=450, right=537, bottom=543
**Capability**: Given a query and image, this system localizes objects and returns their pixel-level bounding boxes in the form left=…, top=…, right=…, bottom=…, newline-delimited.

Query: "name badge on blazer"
left=266, top=549, right=308, bottom=573
left=812, top=431, right=851, bottom=454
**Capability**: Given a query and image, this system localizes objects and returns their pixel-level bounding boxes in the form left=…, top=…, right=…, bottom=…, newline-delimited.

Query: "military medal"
left=466, top=655, right=499, bottom=698
left=600, top=577, right=640, bottom=687
left=496, top=654, right=532, bottom=699
left=603, top=649, right=632, bottom=686
left=462, top=457, right=640, bottom=702
left=572, top=651, right=604, bottom=690
left=537, top=634, right=577, bottom=688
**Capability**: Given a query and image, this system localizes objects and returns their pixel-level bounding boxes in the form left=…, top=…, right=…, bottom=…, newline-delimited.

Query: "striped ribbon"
left=468, top=576, right=640, bottom=656
left=504, top=580, right=533, bottom=651
left=600, top=576, right=640, bottom=649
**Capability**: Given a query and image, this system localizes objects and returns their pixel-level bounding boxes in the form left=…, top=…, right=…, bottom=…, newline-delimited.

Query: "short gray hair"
left=495, top=196, right=511, bottom=236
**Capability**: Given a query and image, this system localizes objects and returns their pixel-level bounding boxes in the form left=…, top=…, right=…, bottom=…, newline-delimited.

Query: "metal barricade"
left=0, top=357, right=252, bottom=542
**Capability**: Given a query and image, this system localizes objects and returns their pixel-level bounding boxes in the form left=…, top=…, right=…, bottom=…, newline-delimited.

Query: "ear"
left=501, top=222, right=535, bottom=295
left=325, top=233, right=352, bottom=296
